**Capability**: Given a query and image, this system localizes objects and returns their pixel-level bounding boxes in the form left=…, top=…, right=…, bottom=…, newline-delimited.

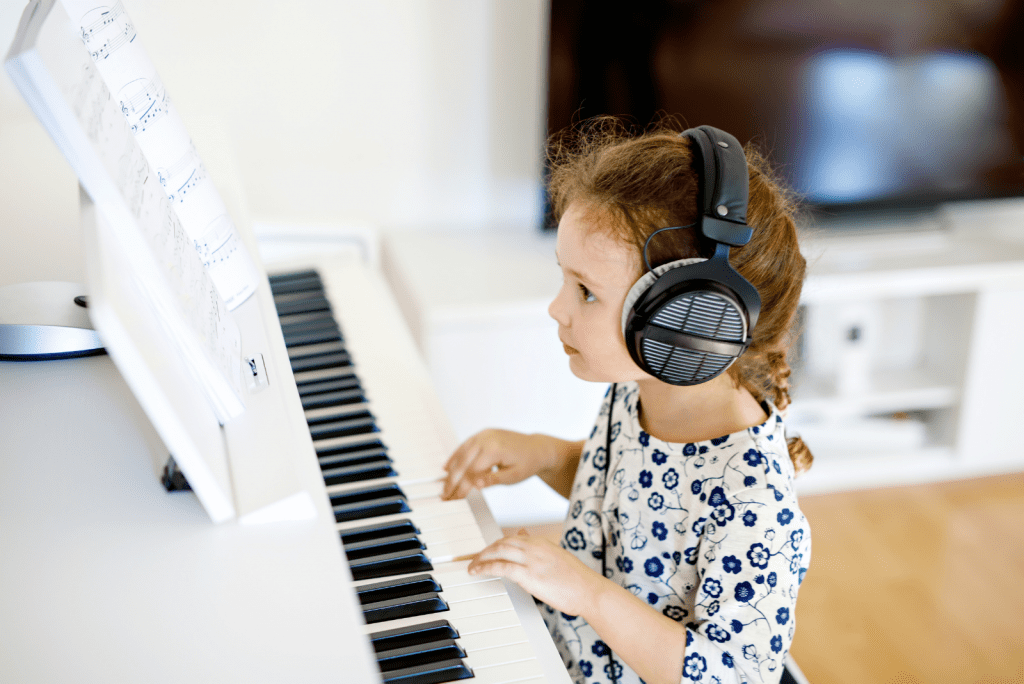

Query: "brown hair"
left=547, top=117, right=813, bottom=474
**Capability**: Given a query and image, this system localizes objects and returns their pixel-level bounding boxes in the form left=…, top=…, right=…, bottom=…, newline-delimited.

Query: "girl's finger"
left=442, top=443, right=481, bottom=499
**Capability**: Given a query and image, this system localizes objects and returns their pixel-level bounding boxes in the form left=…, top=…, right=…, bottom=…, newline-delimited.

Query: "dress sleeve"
left=679, top=480, right=811, bottom=684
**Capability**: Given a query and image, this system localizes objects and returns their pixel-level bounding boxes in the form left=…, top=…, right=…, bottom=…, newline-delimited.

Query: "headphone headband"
left=680, top=126, right=753, bottom=247
left=620, top=125, right=762, bottom=386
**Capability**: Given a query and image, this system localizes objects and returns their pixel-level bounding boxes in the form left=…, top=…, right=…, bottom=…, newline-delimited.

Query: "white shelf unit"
left=789, top=216, right=1024, bottom=493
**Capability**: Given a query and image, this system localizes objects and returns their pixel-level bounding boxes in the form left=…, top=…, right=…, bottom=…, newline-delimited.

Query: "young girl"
left=441, top=119, right=812, bottom=684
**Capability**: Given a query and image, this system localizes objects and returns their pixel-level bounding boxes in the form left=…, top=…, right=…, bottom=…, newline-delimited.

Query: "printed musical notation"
left=79, top=2, right=135, bottom=61
left=157, top=145, right=206, bottom=204
left=62, top=0, right=258, bottom=311
left=118, top=76, right=168, bottom=134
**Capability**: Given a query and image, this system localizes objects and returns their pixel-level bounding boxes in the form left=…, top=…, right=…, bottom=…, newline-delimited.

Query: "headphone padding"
left=620, top=257, right=706, bottom=336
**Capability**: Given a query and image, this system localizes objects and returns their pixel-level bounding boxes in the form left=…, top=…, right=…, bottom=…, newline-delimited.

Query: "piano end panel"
left=224, top=289, right=318, bottom=525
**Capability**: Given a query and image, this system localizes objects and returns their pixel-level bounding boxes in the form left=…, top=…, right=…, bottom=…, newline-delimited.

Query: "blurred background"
left=1, top=1, right=1022, bottom=682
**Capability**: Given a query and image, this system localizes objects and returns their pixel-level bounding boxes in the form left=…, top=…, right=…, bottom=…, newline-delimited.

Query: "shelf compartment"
left=790, top=366, right=958, bottom=421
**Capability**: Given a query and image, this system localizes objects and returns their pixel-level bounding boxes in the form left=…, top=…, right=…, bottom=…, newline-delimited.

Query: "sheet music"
left=7, top=0, right=245, bottom=421
left=62, top=0, right=258, bottom=311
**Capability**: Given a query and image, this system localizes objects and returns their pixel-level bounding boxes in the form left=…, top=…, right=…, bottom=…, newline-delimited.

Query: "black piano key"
left=302, top=388, right=366, bottom=410
left=354, top=573, right=441, bottom=605
left=331, top=482, right=409, bottom=523
left=339, top=519, right=419, bottom=545
left=361, top=591, right=449, bottom=624
left=308, top=413, right=378, bottom=440
left=380, top=658, right=473, bottom=684
left=268, top=268, right=321, bottom=285
left=376, top=639, right=466, bottom=673
left=369, top=619, right=460, bottom=654
left=281, top=318, right=340, bottom=340
left=298, top=374, right=362, bottom=396
left=290, top=351, right=352, bottom=373
left=317, top=442, right=388, bottom=468
left=284, top=328, right=343, bottom=348
left=348, top=548, right=433, bottom=581
left=333, top=494, right=408, bottom=523
left=268, top=275, right=322, bottom=294
left=269, top=278, right=325, bottom=296
left=275, top=294, right=331, bottom=316
left=273, top=289, right=327, bottom=305
left=344, top=532, right=424, bottom=560
left=307, top=407, right=373, bottom=425
left=322, top=459, right=397, bottom=486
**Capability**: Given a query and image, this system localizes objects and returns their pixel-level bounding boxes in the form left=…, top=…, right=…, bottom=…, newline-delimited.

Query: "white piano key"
left=304, top=402, right=371, bottom=422
left=419, top=523, right=484, bottom=547
left=440, top=578, right=507, bottom=603
left=464, top=654, right=545, bottom=684
left=464, top=642, right=537, bottom=668
left=325, top=478, right=442, bottom=500
left=425, top=536, right=487, bottom=564
left=355, top=561, right=489, bottom=594
left=314, top=431, right=387, bottom=451
left=457, top=625, right=531, bottom=652
left=395, top=480, right=444, bottom=500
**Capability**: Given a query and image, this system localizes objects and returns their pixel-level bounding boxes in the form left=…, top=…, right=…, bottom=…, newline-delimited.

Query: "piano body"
left=0, top=230, right=572, bottom=683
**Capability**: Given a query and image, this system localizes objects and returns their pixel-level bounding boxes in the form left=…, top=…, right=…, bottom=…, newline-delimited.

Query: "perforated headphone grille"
left=640, top=339, right=735, bottom=384
left=640, top=290, right=746, bottom=384
left=650, top=292, right=745, bottom=341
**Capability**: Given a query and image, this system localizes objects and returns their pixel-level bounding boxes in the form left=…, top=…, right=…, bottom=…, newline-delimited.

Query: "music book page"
left=62, top=0, right=259, bottom=311
left=5, top=0, right=245, bottom=423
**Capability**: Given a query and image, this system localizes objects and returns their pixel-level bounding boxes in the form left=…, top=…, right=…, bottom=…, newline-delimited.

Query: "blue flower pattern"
left=540, top=382, right=811, bottom=684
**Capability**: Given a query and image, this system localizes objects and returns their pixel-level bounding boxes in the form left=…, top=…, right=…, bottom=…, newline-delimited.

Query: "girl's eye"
left=578, top=283, right=596, bottom=303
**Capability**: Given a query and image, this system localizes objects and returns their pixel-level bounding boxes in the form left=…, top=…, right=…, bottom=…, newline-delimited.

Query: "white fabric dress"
left=540, top=382, right=811, bottom=684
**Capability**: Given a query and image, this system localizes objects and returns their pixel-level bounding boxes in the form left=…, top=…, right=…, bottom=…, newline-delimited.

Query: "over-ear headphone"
left=621, top=125, right=762, bottom=386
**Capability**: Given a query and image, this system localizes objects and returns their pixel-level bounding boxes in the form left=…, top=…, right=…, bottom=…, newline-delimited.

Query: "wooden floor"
left=790, top=473, right=1024, bottom=684
left=510, top=472, right=1024, bottom=684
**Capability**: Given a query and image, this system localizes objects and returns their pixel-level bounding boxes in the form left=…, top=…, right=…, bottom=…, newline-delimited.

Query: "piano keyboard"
left=267, top=267, right=564, bottom=684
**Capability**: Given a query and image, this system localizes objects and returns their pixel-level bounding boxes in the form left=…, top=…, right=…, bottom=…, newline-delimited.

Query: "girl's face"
left=549, top=201, right=649, bottom=383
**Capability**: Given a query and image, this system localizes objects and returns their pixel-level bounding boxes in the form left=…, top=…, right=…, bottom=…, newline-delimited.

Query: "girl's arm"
left=442, top=431, right=583, bottom=500
left=468, top=530, right=685, bottom=684
left=536, top=437, right=583, bottom=499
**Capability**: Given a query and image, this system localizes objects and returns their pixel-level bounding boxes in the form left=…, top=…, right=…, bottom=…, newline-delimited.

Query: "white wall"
left=0, top=0, right=549, bottom=285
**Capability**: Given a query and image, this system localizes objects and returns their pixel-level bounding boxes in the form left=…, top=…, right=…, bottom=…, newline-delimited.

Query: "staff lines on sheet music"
left=79, top=1, right=125, bottom=43
left=119, top=77, right=168, bottom=134
left=157, top=146, right=207, bottom=204
left=80, top=2, right=136, bottom=61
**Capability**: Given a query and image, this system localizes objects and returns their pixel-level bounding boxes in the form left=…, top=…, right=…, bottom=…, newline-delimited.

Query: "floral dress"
left=539, top=382, right=811, bottom=684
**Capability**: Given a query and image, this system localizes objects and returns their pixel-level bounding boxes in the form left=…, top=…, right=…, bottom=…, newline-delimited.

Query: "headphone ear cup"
left=634, top=286, right=748, bottom=385
left=623, top=258, right=750, bottom=386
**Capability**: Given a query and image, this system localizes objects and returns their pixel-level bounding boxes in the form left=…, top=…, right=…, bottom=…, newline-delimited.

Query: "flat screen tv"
left=546, top=0, right=1024, bottom=228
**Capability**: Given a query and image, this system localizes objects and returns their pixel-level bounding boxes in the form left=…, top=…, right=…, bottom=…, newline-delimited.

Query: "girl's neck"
left=634, top=374, right=767, bottom=444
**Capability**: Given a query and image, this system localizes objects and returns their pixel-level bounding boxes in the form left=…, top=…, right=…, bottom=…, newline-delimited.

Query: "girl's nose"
left=548, top=285, right=570, bottom=326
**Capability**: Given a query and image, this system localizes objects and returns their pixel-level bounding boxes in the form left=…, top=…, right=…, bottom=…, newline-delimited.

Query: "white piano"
left=0, top=236, right=571, bottom=683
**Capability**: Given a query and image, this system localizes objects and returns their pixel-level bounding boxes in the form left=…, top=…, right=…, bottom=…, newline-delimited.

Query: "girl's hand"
left=467, top=529, right=600, bottom=617
left=442, top=430, right=555, bottom=500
